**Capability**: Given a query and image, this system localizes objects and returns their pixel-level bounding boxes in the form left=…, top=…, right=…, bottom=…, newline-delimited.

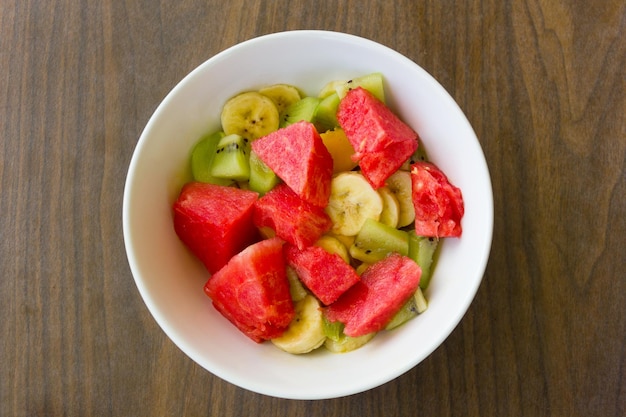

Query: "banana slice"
left=315, top=235, right=350, bottom=264
left=258, top=84, right=302, bottom=115
left=385, top=170, right=415, bottom=228
left=325, top=172, right=383, bottom=236
left=377, top=186, right=400, bottom=228
left=220, top=92, right=280, bottom=141
left=271, top=295, right=326, bottom=354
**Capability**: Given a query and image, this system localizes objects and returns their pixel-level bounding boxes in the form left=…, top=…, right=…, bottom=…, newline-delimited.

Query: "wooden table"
left=2, top=1, right=624, bottom=415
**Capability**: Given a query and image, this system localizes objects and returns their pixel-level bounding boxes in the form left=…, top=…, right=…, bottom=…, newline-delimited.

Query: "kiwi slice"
left=408, top=233, right=439, bottom=289
left=248, top=150, right=279, bottom=195
left=190, top=131, right=233, bottom=186
left=336, top=72, right=385, bottom=103
left=314, top=92, right=340, bottom=132
left=280, top=96, right=321, bottom=127
left=385, top=288, right=428, bottom=330
left=349, top=218, right=409, bottom=264
left=210, top=134, right=250, bottom=181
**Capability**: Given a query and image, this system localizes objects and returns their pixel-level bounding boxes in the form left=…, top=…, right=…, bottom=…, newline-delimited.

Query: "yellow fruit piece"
left=320, top=128, right=358, bottom=174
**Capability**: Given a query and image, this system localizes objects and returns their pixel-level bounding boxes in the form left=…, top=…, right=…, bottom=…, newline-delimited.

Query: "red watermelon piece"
left=173, top=182, right=259, bottom=274
left=411, top=161, right=464, bottom=238
left=324, top=254, right=421, bottom=337
left=337, top=87, right=418, bottom=188
left=253, top=184, right=332, bottom=250
left=204, top=237, right=295, bottom=343
left=251, top=121, right=333, bottom=207
left=285, top=244, right=360, bottom=305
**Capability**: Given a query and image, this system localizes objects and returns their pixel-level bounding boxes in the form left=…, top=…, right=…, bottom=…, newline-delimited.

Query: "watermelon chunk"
left=253, top=184, right=332, bottom=250
left=173, top=182, right=259, bottom=274
left=337, top=87, right=418, bottom=188
left=204, top=237, right=295, bottom=343
left=411, top=161, right=464, bottom=238
left=251, top=121, right=333, bottom=207
left=285, top=244, right=360, bottom=305
left=324, top=254, right=421, bottom=337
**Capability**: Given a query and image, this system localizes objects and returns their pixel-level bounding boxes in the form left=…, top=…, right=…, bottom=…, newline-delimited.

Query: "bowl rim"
left=123, top=29, right=494, bottom=400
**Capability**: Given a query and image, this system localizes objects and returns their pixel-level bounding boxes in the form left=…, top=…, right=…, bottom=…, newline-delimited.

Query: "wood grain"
left=1, top=1, right=624, bottom=416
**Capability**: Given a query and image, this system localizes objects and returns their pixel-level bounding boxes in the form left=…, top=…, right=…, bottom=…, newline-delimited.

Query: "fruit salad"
left=172, top=73, right=465, bottom=354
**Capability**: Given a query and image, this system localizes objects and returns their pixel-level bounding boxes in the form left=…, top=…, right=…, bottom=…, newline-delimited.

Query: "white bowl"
left=123, top=30, right=493, bottom=400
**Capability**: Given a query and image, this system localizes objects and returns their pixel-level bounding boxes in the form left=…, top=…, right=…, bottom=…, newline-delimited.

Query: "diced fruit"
left=271, top=294, right=326, bottom=354
left=280, top=96, right=321, bottom=127
left=173, top=182, right=259, bottom=274
left=204, top=237, right=294, bottom=343
left=220, top=91, right=280, bottom=141
left=251, top=121, right=333, bottom=207
left=190, top=131, right=233, bottom=186
left=209, top=134, right=251, bottom=181
left=259, top=84, right=302, bottom=115
left=335, top=72, right=385, bottom=103
left=408, top=233, right=439, bottom=289
left=174, top=74, right=463, bottom=354
left=349, top=218, right=409, bottom=264
left=337, top=87, right=418, bottom=188
left=314, top=93, right=341, bottom=132
left=285, top=244, right=360, bottom=306
left=248, top=150, right=279, bottom=195
left=314, top=234, right=350, bottom=264
left=325, top=171, right=383, bottom=236
left=322, top=317, right=376, bottom=353
left=377, top=186, right=400, bottom=228
left=319, top=128, right=358, bottom=173
left=385, top=287, right=428, bottom=330
left=253, top=184, right=332, bottom=249
left=324, top=253, right=421, bottom=337
left=411, top=161, right=464, bottom=238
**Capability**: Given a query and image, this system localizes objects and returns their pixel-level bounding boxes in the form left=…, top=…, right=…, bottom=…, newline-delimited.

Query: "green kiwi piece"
left=408, top=233, right=439, bottom=289
left=385, top=288, right=428, bottom=330
left=209, top=134, right=250, bottom=181
left=314, top=92, right=340, bottom=132
left=190, top=131, right=233, bottom=186
left=349, top=218, right=409, bottom=264
left=336, top=72, right=385, bottom=103
left=248, top=150, right=279, bottom=195
left=280, top=96, right=321, bottom=127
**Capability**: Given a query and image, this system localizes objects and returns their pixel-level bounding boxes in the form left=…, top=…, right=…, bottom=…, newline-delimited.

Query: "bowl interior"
left=123, top=30, right=493, bottom=400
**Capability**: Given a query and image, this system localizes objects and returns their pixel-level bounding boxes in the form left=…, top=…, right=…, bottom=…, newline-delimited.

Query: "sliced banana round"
left=258, top=84, right=302, bottom=115
left=325, top=172, right=383, bottom=236
left=386, top=170, right=415, bottom=228
left=377, top=186, right=400, bottom=228
left=271, top=294, right=326, bottom=354
left=315, top=235, right=350, bottom=264
left=220, top=91, right=280, bottom=141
